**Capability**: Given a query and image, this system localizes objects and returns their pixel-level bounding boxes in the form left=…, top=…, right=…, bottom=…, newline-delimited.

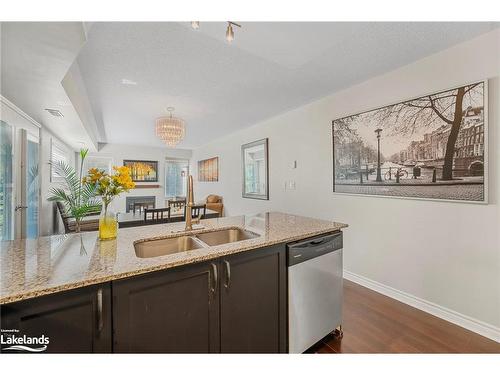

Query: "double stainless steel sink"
left=134, top=228, right=260, bottom=258
left=134, top=236, right=204, bottom=258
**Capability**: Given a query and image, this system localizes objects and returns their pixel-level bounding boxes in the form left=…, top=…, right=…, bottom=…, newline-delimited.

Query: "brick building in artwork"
left=454, top=106, right=485, bottom=175
left=397, top=106, right=484, bottom=176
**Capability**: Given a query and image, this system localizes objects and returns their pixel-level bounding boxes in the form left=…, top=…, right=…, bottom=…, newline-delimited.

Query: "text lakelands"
left=1, top=334, right=50, bottom=345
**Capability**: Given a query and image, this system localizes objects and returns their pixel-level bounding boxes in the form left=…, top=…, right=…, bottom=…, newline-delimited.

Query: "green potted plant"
left=48, top=149, right=101, bottom=233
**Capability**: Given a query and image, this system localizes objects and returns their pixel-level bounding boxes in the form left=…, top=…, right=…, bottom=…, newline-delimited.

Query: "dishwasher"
left=287, top=231, right=343, bottom=353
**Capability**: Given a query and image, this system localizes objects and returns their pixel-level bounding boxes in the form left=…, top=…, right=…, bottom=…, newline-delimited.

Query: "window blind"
left=51, top=139, right=69, bottom=182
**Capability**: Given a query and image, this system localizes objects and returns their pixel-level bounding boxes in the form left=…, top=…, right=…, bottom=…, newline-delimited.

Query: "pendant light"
left=155, top=107, right=186, bottom=147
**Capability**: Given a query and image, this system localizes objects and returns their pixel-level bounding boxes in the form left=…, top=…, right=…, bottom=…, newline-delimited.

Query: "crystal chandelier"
left=155, top=107, right=185, bottom=147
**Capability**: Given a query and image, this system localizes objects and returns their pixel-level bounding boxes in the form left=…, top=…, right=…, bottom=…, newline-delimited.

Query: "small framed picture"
left=198, top=157, right=219, bottom=182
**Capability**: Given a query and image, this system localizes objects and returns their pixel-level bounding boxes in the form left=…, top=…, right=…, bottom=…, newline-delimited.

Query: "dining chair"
left=56, top=201, right=100, bottom=233
left=144, top=207, right=171, bottom=223
left=133, top=202, right=153, bottom=213
left=168, top=199, right=186, bottom=210
left=184, top=204, right=206, bottom=220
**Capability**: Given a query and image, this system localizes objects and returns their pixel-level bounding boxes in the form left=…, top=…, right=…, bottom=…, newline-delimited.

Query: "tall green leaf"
left=47, top=149, right=99, bottom=227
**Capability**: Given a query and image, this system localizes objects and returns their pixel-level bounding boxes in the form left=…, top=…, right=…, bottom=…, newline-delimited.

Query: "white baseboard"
left=343, top=270, right=500, bottom=343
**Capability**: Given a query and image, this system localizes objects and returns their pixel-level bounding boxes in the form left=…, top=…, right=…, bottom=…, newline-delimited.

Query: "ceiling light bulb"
left=121, top=78, right=137, bottom=86
left=226, top=23, right=234, bottom=43
left=191, top=21, right=200, bottom=30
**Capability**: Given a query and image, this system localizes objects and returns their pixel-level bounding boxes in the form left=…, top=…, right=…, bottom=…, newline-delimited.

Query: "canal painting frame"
left=332, top=80, right=488, bottom=204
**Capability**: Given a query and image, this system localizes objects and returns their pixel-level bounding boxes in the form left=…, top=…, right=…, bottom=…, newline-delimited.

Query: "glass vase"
left=99, top=207, right=117, bottom=241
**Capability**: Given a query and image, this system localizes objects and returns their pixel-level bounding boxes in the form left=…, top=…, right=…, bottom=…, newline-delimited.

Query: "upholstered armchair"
left=205, top=194, right=223, bottom=216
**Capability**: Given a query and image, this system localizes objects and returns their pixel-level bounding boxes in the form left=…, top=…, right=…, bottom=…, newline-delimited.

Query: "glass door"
left=0, top=120, right=14, bottom=240
left=1, top=100, right=41, bottom=240
left=24, top=131, right=40, bottom=238
left=15, top=129, right=40, bottom=239
left=0, top=124, right=40, bottom=240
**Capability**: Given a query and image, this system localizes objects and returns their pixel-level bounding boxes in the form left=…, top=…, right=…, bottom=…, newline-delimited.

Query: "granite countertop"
left=0, top=212, right=347, bottom=304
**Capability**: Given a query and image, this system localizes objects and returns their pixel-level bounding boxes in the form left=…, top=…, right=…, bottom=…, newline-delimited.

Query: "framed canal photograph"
left=123, top=160, right=158, bottom=182
left=332, top=81, right=487, bottom=203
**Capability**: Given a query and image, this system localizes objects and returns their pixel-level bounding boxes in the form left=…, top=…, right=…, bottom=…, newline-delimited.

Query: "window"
left=83, top=155, right=113, bottom=175
left=0, top=121, right=13, bottom=241
left=50, top=138, right=70, bottom=182
left=165, top=159, right=189, bottom=198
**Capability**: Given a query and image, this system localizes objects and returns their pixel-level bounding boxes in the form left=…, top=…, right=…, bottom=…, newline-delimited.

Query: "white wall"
left=90, top=143, right=192, bottom=213
left=192, top=30, right=500, bottom=334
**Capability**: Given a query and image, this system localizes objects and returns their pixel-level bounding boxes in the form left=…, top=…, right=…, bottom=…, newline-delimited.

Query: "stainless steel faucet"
left=185, top=175, right=195, bottom=231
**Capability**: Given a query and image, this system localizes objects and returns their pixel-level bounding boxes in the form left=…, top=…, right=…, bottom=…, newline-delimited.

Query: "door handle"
left=310, top=239, right=325, bottom=246
left=96, top=288, right=103, bottom=334
left=223, top=260, right=231, bottom=289
left=210, top=263, right=218, bottom=294
left=15, top=205, right=28, bottom=211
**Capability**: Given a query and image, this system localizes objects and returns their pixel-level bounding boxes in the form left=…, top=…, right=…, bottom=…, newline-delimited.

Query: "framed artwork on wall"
left=242, top=138, right=269, bottom=200
left=123, top=160, right=158, bottom=182
left=198, top=157, right=219, bottom=182
left=332, top=80, right=487, bottom=203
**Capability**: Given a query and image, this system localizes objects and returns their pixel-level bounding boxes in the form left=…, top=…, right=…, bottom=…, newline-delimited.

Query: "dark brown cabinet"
left=0, top=284, right=112, bottom=353
left=220, top=244, right=287, bottom=353
left=1, top=244, right=287, bottom=353
left=111, top=244, right=287, bottom=353
left=112, top=261, right=220, bottom=353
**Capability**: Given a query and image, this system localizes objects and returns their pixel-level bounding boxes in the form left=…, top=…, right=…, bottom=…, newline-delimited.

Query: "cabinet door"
left=220, top=244, right=287, bottom=353
left=112, top=262, right=219, bottom=353
left=0, top=284, right=112, bottom=353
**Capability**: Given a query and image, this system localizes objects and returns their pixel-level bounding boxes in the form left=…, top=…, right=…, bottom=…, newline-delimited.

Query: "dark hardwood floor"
left=307, top=279, right=500, bottom=353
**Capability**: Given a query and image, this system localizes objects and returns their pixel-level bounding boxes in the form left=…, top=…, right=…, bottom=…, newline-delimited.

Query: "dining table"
left=117, top=206, right=219, bottom=228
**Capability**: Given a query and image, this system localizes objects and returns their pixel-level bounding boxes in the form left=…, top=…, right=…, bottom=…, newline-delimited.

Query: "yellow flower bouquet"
left=84, top=166, right=135, bottom=240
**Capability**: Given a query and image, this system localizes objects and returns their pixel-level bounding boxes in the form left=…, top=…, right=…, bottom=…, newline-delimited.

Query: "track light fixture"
left=189, top=22, right=241, bottom=43
left=226, top=21, right=241, bottom=43
left=226, top=23, right=234, bottom=42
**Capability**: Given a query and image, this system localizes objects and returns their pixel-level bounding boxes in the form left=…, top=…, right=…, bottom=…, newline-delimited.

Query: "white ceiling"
left=3, top=22, right=499, bottom=151
left=0, top=22, right=97, bottom=150
left=76, top=22, right=498, bottom=149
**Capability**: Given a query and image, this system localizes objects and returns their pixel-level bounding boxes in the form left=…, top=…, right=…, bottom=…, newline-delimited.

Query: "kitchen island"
left=0, top=212, right=347, bottom=353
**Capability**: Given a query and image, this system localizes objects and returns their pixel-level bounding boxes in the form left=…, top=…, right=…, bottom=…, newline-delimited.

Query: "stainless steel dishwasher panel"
left=288, top=233, right=343, bottom=353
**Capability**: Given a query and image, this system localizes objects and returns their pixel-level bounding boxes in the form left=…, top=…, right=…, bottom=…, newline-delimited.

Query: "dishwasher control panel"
left=287, top=231, right=342, bottom=266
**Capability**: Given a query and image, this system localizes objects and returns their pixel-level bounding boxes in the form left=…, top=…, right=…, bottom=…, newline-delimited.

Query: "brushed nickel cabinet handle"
left=96, top=288, right=103, bottom=334
left=210, top=263, right=218, bottom=294
left=224, top=260, right=231, bottom=289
